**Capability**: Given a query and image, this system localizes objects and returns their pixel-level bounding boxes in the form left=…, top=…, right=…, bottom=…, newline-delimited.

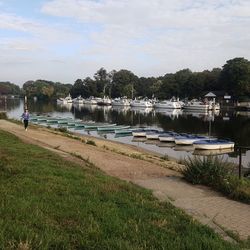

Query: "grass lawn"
left=0, top=130, right=242, bottom=249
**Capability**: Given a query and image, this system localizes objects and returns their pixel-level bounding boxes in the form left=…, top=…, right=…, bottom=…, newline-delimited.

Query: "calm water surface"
left=3, top=99, right=250, bottom=168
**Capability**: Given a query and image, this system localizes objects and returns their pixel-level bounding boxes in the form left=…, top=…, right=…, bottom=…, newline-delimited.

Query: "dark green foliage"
left=182, top=156, right=250, bottom=204
left=86, top=139, right=97, bottom=146
left=0, top=112, right=7, bottom=119
left=22, top=80, right=72, bottom=100
left=0, top=82, right=21, bottom=95
left=69, top=57, right=250, bottom=100
left=0, top=130, right=241, bottom=249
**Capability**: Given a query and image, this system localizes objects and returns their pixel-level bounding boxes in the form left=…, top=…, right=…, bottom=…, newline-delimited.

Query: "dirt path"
left=0, top=120, right=249, bottom=241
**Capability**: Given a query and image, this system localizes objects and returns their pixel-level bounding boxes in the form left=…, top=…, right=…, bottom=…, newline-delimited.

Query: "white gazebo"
left=204, top=92, right=216, bottom=98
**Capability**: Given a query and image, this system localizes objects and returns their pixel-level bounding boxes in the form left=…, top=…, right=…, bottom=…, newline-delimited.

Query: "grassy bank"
left=0, top=130, right=243, bottom=249
left=182, top=156, right=250, bottom=204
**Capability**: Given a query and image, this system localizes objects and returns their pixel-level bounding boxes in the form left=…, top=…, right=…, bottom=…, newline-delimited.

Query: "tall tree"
left=220, top=57, right=250, bottom=97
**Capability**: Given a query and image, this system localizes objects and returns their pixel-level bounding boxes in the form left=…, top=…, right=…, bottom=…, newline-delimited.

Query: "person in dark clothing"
left=21, top=109, right=30, bottom=131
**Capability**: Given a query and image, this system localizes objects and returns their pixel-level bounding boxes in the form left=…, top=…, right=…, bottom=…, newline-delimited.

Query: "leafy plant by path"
left=182, top=156, right=250, bottom=204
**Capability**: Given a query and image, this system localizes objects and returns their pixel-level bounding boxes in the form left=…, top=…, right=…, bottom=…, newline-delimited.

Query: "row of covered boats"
left=57, top=95, right=220, bottom=111
left=30, top=115, right=234, bottom=151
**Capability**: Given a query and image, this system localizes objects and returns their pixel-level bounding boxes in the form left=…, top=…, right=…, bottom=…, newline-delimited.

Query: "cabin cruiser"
left=97, top=96, right=112, bottom=106
left=130, top=99, right=153, bottom=108
left=183, top=99, right=211, bottom=111
left=73, top=95, right=84, bottom=105
left=154, top=99, right=182, bottom=109
left=57, top=94, right=73, bottom=104
left=112, top=97, right=130, bottom=106
left=83, top=97, right=98, bottom=105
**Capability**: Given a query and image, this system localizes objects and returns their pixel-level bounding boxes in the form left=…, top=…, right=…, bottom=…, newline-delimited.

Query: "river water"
left=3, top=98, right=250, bottom=168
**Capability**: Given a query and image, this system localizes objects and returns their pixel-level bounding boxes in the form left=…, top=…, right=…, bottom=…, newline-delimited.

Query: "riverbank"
left=0, top=120, right=250, bottom=244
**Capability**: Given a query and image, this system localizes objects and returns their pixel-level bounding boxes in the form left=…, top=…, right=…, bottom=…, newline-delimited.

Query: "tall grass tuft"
left=182, top=156, right=233, bottom=186
left=0, top=112, right=7, bottom=119
left=182, top=156, right=250, bottom=204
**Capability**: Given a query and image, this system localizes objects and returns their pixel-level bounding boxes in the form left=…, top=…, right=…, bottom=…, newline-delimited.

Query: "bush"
left=182, top=156, right=250, bottom=204
left=86, top=140, right=96, bottom=146
left=0, top=112, right=7, bottom=119
left=182, top=156, right=233, bottom=186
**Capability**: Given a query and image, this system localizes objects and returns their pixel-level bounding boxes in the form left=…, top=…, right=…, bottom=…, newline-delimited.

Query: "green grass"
left=0, top=130, right=243, bottom=249
left=182, top=156, right=250, bottom=204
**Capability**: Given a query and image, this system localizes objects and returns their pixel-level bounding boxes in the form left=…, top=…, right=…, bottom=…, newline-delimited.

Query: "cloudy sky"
left=0, top=0, right=250, bottom=86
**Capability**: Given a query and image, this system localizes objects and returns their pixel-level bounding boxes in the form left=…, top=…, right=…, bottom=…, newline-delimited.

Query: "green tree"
left=220, top=57, right=250, bottom=97
left=112, top=70, right=139, bottom=98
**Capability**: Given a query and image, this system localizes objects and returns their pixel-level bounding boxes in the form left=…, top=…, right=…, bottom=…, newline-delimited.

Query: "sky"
left=0, top=0, right=250, bottom=86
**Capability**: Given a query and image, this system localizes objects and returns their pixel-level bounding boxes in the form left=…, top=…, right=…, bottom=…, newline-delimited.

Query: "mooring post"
left=239, top=147, right=242, bottom=179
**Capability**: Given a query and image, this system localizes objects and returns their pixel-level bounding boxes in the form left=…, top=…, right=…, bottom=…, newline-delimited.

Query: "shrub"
left=86, top=140, right=96, bottom=146
left=182, top=156, right=233, bottom=186
left=0, top=112, right=7, bottom=119
left=182, top=156, right=250, bottom=204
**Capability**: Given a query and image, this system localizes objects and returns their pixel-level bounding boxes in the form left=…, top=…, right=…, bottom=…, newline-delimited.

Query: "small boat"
left=158, top=132, right=179, bottom=142
left=145, top=131, right=161, bottom=140
left=193, top=139, right=235, bottom=150
left=193, top=148, right=234, bottom=156
left=55, top=118, right=73, bottom=125
left=84, top=123, right=116, bottom=129
left=174, top=134, right=208, bottom=145
left=46, top=118, right=60, bottom=124
left=98, top=125, right=130, bottom=131
left=115, top=129, right=134, bottom=135
left=36, top=117, right=49, bottom=123
left=132, top=129, right=158, bottom=137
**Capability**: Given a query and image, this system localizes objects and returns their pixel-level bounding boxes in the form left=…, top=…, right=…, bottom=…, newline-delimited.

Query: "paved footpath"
left=0, top=120, right=249, bottom=241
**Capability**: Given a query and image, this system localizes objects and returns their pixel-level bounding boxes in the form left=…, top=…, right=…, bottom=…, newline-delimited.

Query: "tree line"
left=70, top=57, right=250, bottom=100
left=1, top=57, right=250, bottom=100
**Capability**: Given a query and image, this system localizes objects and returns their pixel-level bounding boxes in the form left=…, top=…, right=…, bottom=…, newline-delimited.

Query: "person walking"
left=21, top=109, right=30, bottom=131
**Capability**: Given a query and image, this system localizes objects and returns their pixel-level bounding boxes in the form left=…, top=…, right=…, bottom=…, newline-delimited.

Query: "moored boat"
left=158, top=132, right=179, bottom=142
left=174, top=135, right=208, bottom=145
left=183, top=99, right=211, bottom=111
left=97, top=125, right=130, bottom=131
left=193, top=139, right=235, bottom=150
left=130, top=99, right=153, bottom=108
left=154, top=99, right=182, bottom=109
left=112, top=97, right=130, bottom=106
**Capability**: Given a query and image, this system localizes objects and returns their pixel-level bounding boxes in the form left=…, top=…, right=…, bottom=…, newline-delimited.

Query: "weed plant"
left=182, top=156, right=250, bottom=204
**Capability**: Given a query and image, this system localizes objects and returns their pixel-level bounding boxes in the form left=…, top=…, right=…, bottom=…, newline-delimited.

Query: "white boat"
left=83, top=97, right=98, bottom=105
left=112, top=97, right=130, bottom=106
left=97, top=96, right=112, bottom=106
left=73, top=95, right=84, bottom=104
left=154, top=99, right=182, bottom=109
left=174, top=135, right=209, bottom=145
left=193, top=148, right=234, bottom=156
left=130, top=99, right=153, bottom=108
left=132, top=129, right=158, bottom=137
left=57, top=94, right=73, bottom=104
left=183, top=99, right=211, bottom=111
left=145, top=131, right=161, bottom=140
left=158, top=132, right=179, bottom=142
left=193, top=139, right=235, bottom=150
